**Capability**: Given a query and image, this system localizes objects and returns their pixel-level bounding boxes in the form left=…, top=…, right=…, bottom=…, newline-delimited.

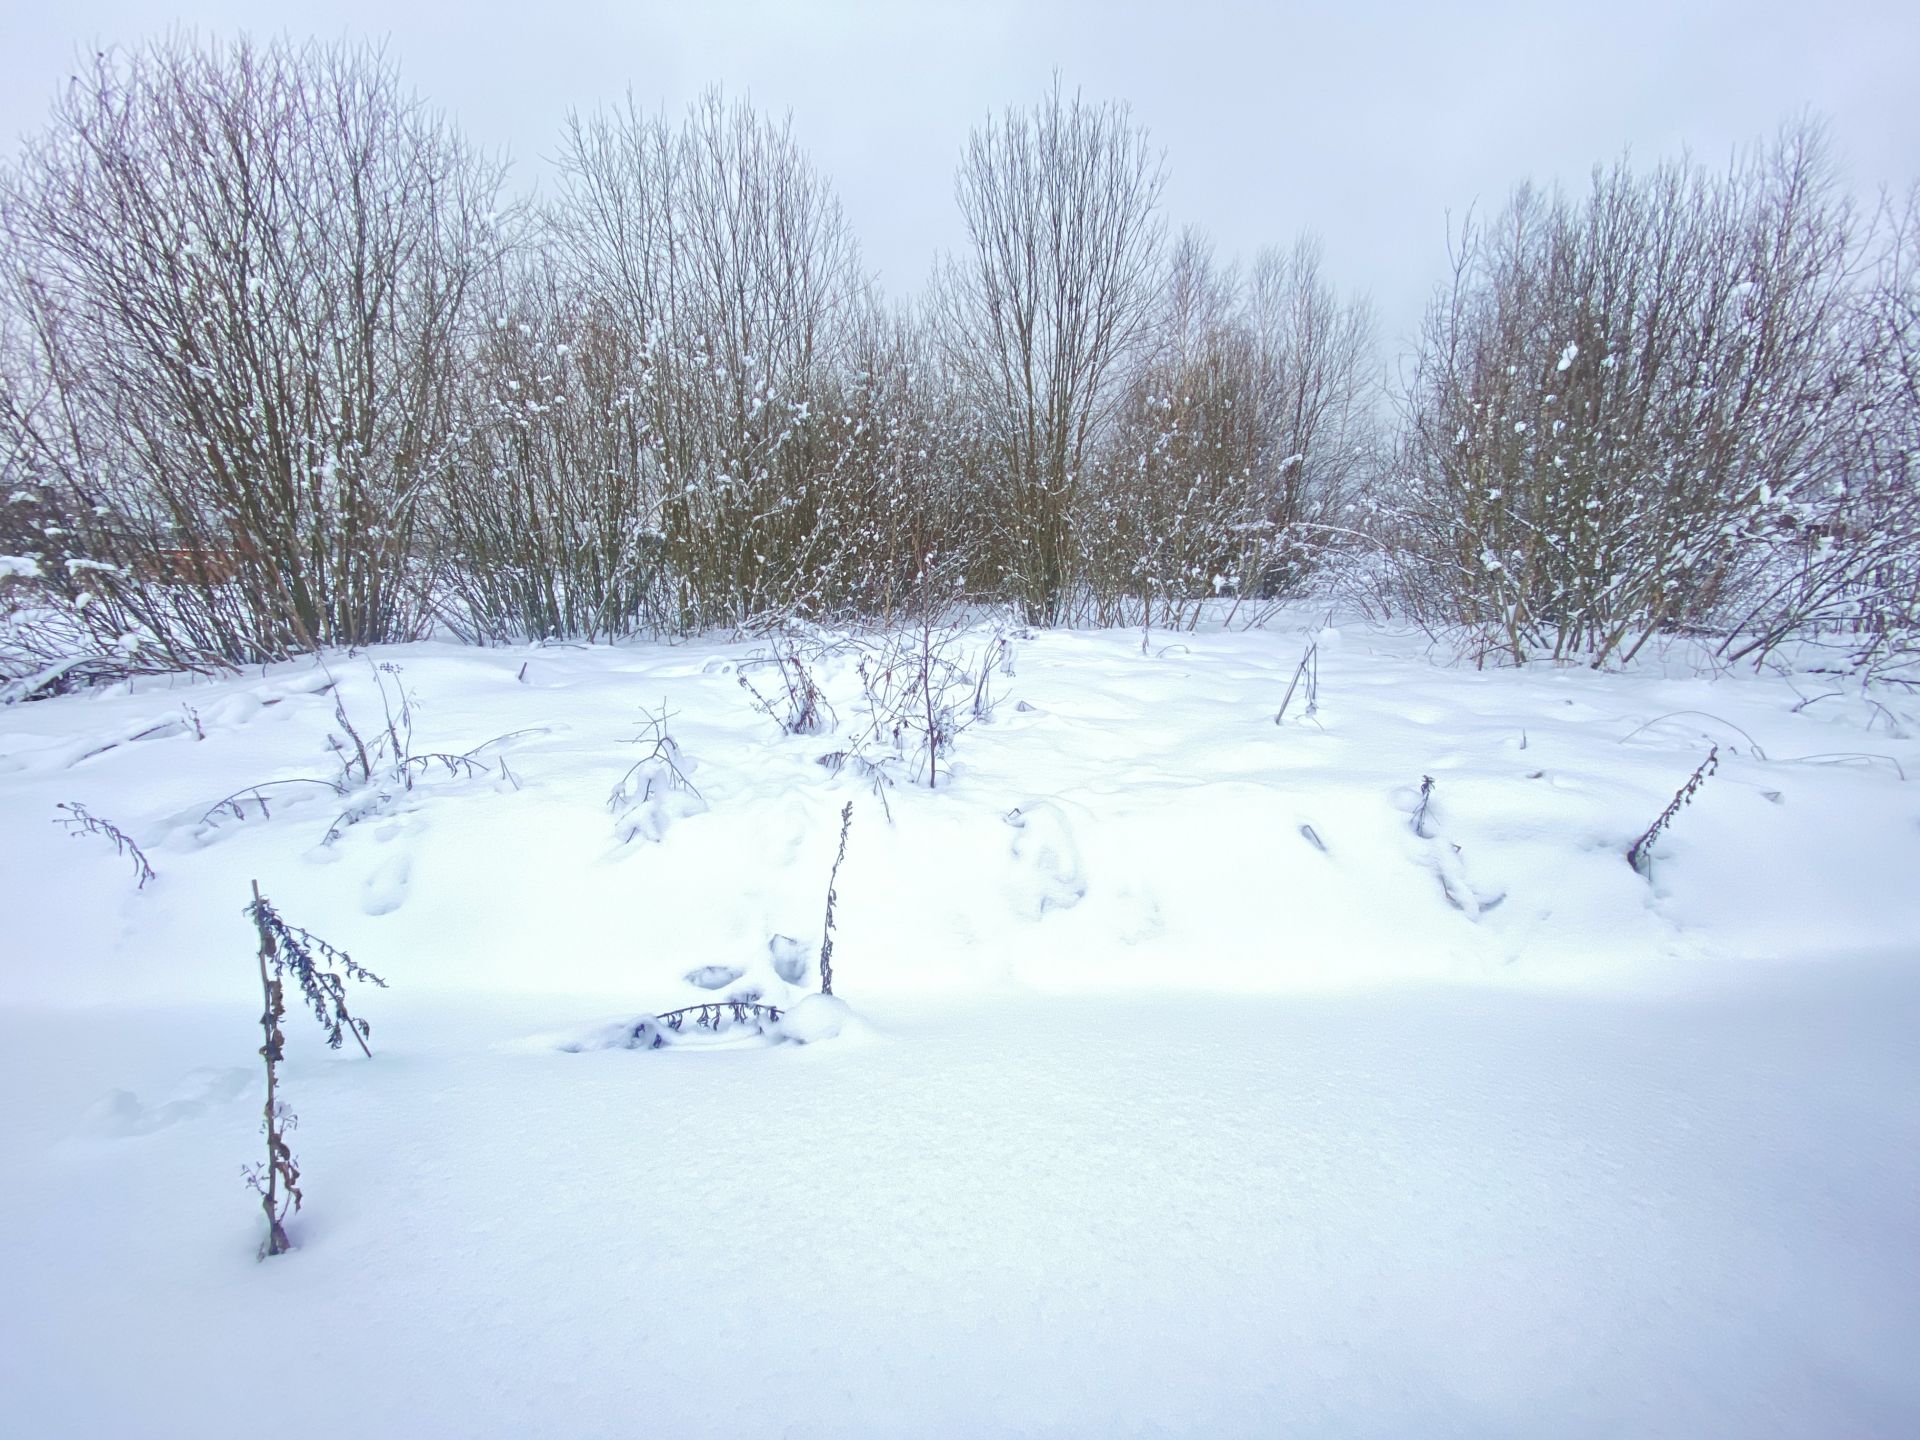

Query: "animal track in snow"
left=80, top=1067, right=251, bottom=1138
left=1005, top=801, right=1087, bottom=918
left=768, top=934, right=811, bottom=984
left=362, top=852, right=413, bottom=915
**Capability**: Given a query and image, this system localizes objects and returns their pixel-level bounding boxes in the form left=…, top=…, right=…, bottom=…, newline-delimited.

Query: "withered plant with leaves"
left=814, top=747, right=895, bottom=820
left=738, top=635, right=833, bottom=736
left=845, top=617, right=1005, bottom=789
left=636, top=999, right=789, bottom=1049
left=242, top=881, right=387, bottom=1257
left=245, top=885, right=387, bottom=1056
left=246, top=882, right=301, bottom=1258
left=1411, top=775, right=1436, bottom=838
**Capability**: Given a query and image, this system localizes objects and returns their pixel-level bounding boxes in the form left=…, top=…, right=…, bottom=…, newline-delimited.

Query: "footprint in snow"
left=1425, top=839, right=1506, bottom=919
left=80, top=1067, right=251, bottom=1138
left=1005, top=800, right=1087, bottom=918
left=361, top=852, right=412, bottom=915
left=768, top=934, right=811, bottom=985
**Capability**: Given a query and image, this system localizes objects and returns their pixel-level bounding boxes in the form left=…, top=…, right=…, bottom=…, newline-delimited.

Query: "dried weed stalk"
left=54, top=801, right=155, bottom=888
left=1627, top=747, right=1720, bottom=876
left=818, top=801, right=853, bottom=996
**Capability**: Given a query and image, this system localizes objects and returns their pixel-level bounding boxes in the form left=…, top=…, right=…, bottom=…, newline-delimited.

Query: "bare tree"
left=1085, top=232, right=1264, bottom=627
left=937, top=81, right=1166, bottom=625
left=1823, top=185, right=1920, bottom=678
left=1242, top=237, right=1377, bottom=596
left=0, top=38, right=508, bottom=671
left=431, top=260, right=667, bottom=643
left=543, top=90, right=865, bottom=631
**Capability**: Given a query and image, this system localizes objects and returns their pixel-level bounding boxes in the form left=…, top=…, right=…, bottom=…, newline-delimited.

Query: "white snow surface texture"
left=1, top=615, right=1916, bottom=1438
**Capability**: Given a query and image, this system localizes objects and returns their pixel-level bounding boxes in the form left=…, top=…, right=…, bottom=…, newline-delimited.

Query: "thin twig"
left=54, top=802, right=156, bottom=888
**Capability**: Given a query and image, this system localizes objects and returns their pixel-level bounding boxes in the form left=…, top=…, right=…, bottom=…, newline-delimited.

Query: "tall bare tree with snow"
left=936, top=83, right=1166, bottom=626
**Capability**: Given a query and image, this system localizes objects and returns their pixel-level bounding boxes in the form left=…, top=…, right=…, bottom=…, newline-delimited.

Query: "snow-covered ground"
left=2, top=615, right=1916, bottom=1437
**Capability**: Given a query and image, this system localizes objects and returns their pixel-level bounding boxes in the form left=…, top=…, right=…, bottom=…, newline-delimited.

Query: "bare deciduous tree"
left=0, top=38, right=508, bottom=670
left=1242, top=237, right=1378, bottom=596
left=937, top=82, right=1166, bottom=625
left=543, top=90, right=865, bottom=631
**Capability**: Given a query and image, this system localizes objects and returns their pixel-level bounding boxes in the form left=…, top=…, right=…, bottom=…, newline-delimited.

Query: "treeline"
left=0, top=37, right=1914, bottom=686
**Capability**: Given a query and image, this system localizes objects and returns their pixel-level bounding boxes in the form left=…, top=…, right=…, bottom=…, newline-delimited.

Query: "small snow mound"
left=611, top=787, right=704, bottom=845
left=775, top=993, right=852, bottom=1044
left=205, top=693, right=264, bottom=728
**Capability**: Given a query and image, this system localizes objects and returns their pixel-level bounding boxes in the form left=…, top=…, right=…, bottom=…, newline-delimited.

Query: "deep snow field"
left=2, top=613, right=1917, bottom=1438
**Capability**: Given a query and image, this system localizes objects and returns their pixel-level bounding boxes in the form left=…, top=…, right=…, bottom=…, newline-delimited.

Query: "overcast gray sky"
left=3, top=1, right=1915, bottom=348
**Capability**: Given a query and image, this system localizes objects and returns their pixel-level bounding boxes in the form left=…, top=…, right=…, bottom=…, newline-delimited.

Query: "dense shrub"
left=1382, top=128, right=1863, bottom=666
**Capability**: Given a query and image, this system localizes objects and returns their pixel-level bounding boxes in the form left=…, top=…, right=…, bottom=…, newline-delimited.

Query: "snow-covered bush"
left=1383, top=126, right=1859, bottom=667
left=1080, top=235, right=1376, bottom=629
left=431, top=271, right=672, bottom=644
left=1825, top=188, right=1920, bottom=681
left=3, top=43, right=1909, bottom=676
left=538, top=92, right=866, bottom=632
